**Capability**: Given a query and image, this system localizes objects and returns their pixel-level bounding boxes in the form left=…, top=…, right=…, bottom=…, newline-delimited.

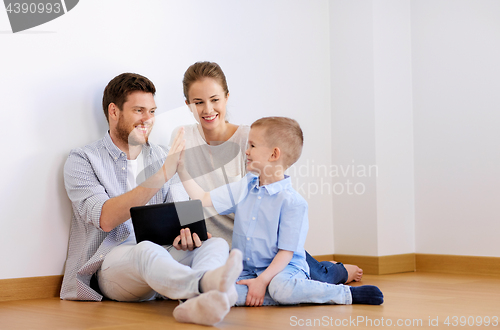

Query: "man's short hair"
left=251, top=117, right=304, bottom=167
left=102, top=73, right=156, bottom=123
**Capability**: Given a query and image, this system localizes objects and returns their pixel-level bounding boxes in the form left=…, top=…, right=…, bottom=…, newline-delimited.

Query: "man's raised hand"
left=162, top=127, right=185, bottom=181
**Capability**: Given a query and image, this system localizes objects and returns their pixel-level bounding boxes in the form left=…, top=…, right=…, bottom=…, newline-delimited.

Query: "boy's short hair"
left=102, top=73, right=156, bottom=123
left=251, top=117, right=304, bottom=167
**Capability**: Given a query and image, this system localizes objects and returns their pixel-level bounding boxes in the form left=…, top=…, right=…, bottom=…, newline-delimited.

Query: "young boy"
left=178, top=117, right=383, bottom=307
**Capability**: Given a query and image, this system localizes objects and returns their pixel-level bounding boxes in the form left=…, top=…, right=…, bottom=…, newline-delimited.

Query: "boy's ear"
left=269, top=147, right=281, bottom=162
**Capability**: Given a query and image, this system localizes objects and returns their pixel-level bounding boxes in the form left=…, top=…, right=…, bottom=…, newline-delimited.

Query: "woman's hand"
left=236, top=277, right=267, bottom=307
left=162, top=127, right=185, bottom=181
left=172, top=228, right=212, bottom=251
left=177, top=142, right=186, bottom=174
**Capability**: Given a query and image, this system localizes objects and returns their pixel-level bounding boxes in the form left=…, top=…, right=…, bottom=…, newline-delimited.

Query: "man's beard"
left=116, top=116, right=152, bottom=147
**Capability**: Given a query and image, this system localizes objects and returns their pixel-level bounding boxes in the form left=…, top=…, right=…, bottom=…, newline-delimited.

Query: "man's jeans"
left=97, top=238, right=229, bottom=302
left=235, top=264, right=352, bottom=306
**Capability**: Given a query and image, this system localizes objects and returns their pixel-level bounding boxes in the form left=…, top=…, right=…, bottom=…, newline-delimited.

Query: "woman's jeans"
left=235, top=264, right=352, bottom=306
left=306, top=251, right=348, bottom=284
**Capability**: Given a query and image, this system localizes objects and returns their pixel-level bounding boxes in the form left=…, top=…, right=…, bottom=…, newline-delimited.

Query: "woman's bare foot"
left=329, top=261, right=363, bottom=283
left=344, top=264, right=363, bottom=283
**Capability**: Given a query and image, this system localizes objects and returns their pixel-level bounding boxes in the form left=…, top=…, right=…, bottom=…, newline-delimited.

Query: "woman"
left=173, top=61, right=362, bottom=284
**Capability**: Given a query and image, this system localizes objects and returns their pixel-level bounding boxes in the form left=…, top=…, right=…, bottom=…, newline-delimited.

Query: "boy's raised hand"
left=236, top=277, right=267, bottom=307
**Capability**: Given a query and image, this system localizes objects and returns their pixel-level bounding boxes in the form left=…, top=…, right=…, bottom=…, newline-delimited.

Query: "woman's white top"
left=171, top=124, right=250, bottom=246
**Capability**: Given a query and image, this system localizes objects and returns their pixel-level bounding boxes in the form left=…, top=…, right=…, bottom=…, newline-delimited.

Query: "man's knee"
left=133, top=241, right=166, bottom=261
left=201, top=237, right=229, bottom=253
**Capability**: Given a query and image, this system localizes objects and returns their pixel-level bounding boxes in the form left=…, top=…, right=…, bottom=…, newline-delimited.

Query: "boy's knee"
left=268, top=277, right=295, bottom=305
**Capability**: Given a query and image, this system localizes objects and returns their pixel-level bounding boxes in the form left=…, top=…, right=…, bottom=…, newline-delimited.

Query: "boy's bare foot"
left=330, top=261, right=363, bottom=283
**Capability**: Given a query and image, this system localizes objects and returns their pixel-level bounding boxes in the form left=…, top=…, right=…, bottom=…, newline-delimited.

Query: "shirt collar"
left=103, top=131, right=151, bottom=162
left=247, top=172, right=292, bottom=196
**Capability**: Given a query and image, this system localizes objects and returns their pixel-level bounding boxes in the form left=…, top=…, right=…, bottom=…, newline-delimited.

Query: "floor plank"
left=1, top=273, right=499, bottom=329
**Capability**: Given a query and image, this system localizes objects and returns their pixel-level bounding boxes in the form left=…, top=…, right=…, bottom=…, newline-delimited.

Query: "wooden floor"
left=1, top=272, right=499, bottom=329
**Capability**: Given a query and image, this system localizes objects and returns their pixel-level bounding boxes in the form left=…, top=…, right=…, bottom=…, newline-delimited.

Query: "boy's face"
left=245, top=126, right=275, bottom=174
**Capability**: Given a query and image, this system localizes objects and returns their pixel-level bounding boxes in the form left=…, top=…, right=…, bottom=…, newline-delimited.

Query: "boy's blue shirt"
left=211, top=172, right=310, bottom=276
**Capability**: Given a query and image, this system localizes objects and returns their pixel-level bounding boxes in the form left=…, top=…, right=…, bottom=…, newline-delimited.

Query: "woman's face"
left=186, top=78, right=229, bottom=131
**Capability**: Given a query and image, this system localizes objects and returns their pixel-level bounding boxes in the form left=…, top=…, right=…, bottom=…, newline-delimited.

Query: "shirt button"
left=247, top=258, right=250, bottom=261
left=247, top=237, right=250, bottom=241
left=114, top=157, right=117, bottom=160
left=99, top=255, right=104, bottom=258
left=122, top=167, right=125, bottom=170
left=252, top=217, right=255, bottom=220
left=258, top=196, right=262, bottom=199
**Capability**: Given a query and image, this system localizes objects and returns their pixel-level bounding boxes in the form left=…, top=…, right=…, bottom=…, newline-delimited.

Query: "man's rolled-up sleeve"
left=64, top=150, right=109, bottom=230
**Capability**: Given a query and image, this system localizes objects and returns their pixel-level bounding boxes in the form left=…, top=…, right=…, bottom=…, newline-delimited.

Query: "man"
left=60, top=73, right=242, bottom=326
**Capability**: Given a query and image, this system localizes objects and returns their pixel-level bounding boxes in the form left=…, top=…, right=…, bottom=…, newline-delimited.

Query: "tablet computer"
left=130, top=200, right=208, bottom=245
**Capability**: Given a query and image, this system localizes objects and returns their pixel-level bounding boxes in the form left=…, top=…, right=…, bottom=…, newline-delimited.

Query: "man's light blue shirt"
left=211, top=172, right=309, bottom=276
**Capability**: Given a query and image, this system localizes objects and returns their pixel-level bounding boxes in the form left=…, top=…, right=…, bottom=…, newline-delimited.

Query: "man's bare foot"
left=344, top=264, right=363, bottom=283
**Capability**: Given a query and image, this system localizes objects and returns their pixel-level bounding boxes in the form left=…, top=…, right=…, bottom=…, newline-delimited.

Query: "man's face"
left=115, top=91, right=156, bottom=146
